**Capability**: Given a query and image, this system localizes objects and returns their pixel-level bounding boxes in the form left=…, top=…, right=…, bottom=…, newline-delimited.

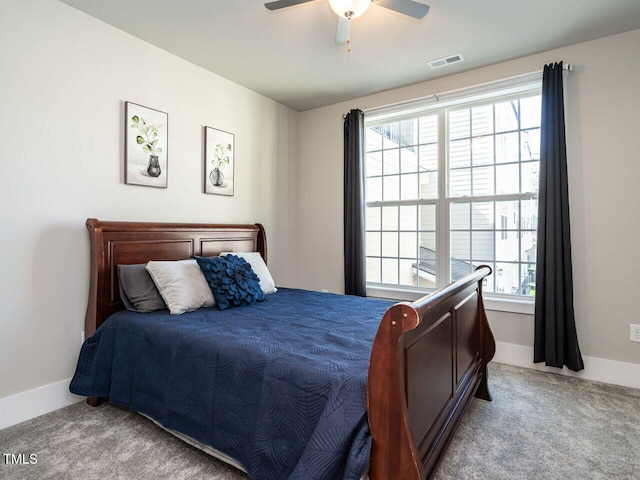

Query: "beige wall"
left=297, top=29, right=640, bottom=366
left=1, top=0, right=638, bottom=404
left=0, top=0, right=299, bottom=398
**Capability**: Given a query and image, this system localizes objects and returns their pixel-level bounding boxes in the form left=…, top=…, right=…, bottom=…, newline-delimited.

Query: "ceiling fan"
left=264, top=0, right=430, bottom=49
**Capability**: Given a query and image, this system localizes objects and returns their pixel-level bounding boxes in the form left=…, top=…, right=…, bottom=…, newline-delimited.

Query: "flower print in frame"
left=125, top=102, right=168, bottom=188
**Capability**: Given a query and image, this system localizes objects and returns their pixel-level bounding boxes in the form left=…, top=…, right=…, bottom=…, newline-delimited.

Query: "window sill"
left=483, top=296, right=534, bottom=315
left=366, top=286, right=534, bottom=315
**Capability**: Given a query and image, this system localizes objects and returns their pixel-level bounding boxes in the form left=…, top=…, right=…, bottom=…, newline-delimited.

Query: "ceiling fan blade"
left=374, top=0, right=430, bottom=19
left=335, top=17, right=349, bottom=44
left=264, top=0, right=316, bottom=10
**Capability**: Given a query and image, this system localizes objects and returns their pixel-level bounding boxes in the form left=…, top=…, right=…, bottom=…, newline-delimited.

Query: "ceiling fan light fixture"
left=328, top=0, right=371, bottom=19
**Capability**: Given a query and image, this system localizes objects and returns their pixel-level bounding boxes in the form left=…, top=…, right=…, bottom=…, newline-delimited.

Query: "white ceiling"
left=59, top=0, right=640, bottom=111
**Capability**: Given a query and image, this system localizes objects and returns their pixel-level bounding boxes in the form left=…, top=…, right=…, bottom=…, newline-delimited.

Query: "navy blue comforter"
left=70, top=288, right=394, bottom=480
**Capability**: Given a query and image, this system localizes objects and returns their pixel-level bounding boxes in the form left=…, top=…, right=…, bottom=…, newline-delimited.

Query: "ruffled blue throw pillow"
left=196, top=255, right=265, bottom=310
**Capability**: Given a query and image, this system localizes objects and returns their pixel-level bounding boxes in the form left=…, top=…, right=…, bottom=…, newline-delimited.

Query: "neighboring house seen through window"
left=364, top=83, right=541, bottom=299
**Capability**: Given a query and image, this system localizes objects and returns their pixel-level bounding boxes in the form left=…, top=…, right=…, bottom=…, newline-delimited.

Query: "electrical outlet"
left=321, top=289, right=329, bottom=293
left=631, top=324, right=640, bottom=343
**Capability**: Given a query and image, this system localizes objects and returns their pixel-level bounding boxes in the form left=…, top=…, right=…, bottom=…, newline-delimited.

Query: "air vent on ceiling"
left=428, top=53, right=465, bottom=69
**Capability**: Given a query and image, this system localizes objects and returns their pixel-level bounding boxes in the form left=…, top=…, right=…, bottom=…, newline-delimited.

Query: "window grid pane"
left=449, top=198, right=537, bottom=292
left=365, top=90, right=539, bottom=297
left=365, top=115, right=439, bottom=288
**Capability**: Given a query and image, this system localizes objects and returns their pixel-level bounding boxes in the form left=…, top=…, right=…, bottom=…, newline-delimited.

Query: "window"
left=364, top=83, right=541, bottom=299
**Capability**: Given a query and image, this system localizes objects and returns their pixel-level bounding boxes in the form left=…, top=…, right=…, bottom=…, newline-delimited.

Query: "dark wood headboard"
left=85, top=218, right=267, bottom=337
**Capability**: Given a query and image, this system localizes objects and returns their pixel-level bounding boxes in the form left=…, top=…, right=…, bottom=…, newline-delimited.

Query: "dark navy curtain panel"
left=534, top=62, right=584, bottom=372
left=343, top=109, right=366, bottom=296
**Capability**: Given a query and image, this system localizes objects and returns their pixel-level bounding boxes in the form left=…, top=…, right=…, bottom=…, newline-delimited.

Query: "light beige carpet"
left=1, top=363, right=639, bottom=479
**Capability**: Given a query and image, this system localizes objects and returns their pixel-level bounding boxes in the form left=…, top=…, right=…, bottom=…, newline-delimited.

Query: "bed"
left=71, top=218, right=496, bottom=480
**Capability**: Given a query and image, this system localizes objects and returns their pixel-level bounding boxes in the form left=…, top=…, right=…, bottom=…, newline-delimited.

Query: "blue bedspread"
left=70, top=288, right=394, bottom=480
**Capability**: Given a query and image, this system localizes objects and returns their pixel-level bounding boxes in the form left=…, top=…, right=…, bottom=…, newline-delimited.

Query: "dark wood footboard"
left=367, top=266, right=495, bottom=480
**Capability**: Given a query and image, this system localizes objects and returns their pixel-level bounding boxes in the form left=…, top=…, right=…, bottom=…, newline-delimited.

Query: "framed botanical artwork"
left=125, top=102, right=168, bottom=188
left=204, top=126, right=234, bottom=196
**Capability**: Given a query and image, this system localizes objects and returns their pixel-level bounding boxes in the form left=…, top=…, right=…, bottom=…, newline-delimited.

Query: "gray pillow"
left=117, top=264, right=167, bottom=312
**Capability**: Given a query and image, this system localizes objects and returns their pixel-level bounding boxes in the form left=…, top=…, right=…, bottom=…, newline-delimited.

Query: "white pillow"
left=145, top=259, right=215, bottom=314
left=220, top=251, right=277, bottom=294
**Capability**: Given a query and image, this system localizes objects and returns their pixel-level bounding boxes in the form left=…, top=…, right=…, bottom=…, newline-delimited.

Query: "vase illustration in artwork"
left=209, top=143, right=231, bottom=187
left=209, top=167, right=224, bottom=186
left=131, top=115, right=164, bottom=178
left=147, top=155, right=161, bottom=177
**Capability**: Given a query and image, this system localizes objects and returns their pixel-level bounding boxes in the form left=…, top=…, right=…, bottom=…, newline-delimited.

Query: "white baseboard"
left=494, top=341, right=640, bottom=390
left=0, top=378, right=83, bottom=430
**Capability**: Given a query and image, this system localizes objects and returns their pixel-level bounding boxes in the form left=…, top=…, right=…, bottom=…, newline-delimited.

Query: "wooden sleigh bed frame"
left=84, top=218, right=496, bottom=480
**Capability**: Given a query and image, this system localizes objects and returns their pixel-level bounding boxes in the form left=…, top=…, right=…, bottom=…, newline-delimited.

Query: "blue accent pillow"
left=196, top=255, right=265, bottom=310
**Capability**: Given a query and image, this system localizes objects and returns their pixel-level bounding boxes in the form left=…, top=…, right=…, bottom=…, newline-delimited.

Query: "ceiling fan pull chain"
left=346, top=11, right=353, bottom=51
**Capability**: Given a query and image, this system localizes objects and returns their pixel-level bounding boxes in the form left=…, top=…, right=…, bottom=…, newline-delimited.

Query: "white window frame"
left=364, top=77, right=542, bottom=315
